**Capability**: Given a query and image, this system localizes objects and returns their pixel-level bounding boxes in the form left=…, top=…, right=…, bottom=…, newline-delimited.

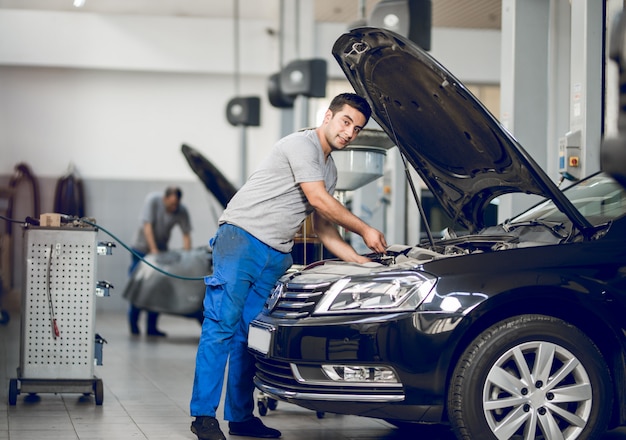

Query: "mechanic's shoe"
left=128, top=307, right=140, bottom=335
left=191, top=416, right=226, bottom=440
left=229, top=417, right=281, bottom=438
left=146, top=328, right=167, bottom=337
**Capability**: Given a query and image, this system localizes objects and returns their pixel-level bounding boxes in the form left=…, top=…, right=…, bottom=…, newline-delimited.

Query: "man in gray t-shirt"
left=129, top=187, right=192, bottom=336
left=219, top=128, right=336, bottom=253
left=132, top=190, right=192, bottom=255
left=190, top=93, right=388, bottom=440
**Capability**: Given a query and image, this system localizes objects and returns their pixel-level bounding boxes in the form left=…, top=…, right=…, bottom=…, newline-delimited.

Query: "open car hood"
left=332, top=27, right=591, bottom=233
left=181, top=143, right=237, bottom=209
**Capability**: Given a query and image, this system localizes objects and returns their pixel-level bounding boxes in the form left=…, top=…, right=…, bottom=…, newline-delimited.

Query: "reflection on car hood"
left=283, top=246, right=443, bottom=285
left=332, top=27, right=590, bottom=233
left=283, top=261, right=385, bottom=285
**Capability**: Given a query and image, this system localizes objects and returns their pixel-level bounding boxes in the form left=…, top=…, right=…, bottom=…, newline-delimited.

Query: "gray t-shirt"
left=219, top=129, right=337, bottom=253
left=132, top=192, right=192, bottom=253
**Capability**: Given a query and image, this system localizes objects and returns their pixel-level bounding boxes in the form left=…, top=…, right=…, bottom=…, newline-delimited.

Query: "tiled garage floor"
left=1, top=308, right=626, bottom=440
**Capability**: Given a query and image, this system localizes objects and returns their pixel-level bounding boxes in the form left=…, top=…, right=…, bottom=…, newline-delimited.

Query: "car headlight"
left=314, top=272, right=436, bottom=314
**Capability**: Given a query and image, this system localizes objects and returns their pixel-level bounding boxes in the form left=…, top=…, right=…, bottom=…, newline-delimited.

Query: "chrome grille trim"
left=270, top=311, right=309, bottom=319
left=265, top=280, right=331, bottom=317
left=278, top=301, right=316, bottom=309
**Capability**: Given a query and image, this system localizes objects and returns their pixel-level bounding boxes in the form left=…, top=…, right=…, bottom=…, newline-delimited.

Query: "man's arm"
left=300, top=180, right=387, bottom=254
left=182, top=233, right=192, bottom=250
left=143, top=223, right=159, bottom=254
left=179, top=207, right=192, bottom=250
left=311, top=212, right=370, bottom=263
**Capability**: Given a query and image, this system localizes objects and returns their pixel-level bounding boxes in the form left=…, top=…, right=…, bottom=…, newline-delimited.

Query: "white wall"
left=1, top=10, right=501, bottom=183
left=0, top=9, right=283, bottom=183
left=0, top=66, right=277, bottom=184
left=0, top=9, right=278, bottom=74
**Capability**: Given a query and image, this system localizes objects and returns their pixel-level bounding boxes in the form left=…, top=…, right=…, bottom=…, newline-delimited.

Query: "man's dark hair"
left=165, top=186, right=182, bottom=200
left=329, top=93, right=371, bottom=124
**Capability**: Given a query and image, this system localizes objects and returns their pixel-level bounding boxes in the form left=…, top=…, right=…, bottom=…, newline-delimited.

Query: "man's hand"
left=362, top=226, right=387, bottom=254
left=183, top=233, right=192, bottom=251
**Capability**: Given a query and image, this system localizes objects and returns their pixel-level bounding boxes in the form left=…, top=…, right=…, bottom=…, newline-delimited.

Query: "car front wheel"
left=448, top=314, right=612, bottom=440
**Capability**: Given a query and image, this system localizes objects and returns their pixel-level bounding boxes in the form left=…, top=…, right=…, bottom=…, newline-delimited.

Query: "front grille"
left=264, top=281, right=331, bottom=318
left=255, top=357, right=299, bottom=388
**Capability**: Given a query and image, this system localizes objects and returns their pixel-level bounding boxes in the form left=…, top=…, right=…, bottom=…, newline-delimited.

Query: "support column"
left=568, top=0, right=604, bottom=177
left=546, top=0, right=572, bottom=180
left=500, top=0, right=551, bottom=219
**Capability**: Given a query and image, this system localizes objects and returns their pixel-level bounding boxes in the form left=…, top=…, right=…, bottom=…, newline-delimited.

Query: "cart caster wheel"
left=257, top=400, right=268, bottom=417
left=94, top=379, right=103, bottom=405
left=267, top=398, right=278, bottom=411
left=8, top=379, right=18, bottom=405
left=316, top=411, right=325, bottom=419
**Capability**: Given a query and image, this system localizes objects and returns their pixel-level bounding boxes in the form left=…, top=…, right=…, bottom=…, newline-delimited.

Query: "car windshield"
left=510, top=173, right=626, bottom=226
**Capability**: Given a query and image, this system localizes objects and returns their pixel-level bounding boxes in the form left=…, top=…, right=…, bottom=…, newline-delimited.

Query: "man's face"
left=163, top=194, right=180, bottom=213
left=322, top=104, right=367, bottom=151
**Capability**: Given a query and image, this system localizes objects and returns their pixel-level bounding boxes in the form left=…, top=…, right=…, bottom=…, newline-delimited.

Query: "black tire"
left=257, top=400, right=268, bottom=417
left=267, top=398, right=278, bottom=411
left=94, top=379, right=104, bottom=405
left=448, top=314, right=612, bottom=440
left=8, top=378, right=18, bottom=405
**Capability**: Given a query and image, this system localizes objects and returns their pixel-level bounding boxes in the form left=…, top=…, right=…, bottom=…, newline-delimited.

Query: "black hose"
left=78, top=217, right=206, bottom=281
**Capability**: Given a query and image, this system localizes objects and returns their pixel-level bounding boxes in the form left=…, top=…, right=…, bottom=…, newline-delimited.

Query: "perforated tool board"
left=9, top=222, right=105, bottom=405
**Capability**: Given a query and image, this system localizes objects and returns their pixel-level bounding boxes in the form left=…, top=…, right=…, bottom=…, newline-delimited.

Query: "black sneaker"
left=228, top=417, right=281, bottom=438
left=191, top=416, right=226, bottom=440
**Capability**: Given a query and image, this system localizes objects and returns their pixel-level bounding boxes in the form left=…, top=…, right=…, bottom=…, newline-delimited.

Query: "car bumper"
left=249, top=311, right=460, bottom=422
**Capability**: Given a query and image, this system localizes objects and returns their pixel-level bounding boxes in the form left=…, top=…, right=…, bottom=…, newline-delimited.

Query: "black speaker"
left=279, top=59, right=327, bottom=98
left=226, top=96, right=261, bottom=127
left=267, top=73, right=295, bottom=108
left=369, top=0, right=432, bottom=51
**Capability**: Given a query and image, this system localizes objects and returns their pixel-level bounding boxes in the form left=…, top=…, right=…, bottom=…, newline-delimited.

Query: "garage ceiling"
left=0, top=0, right=501, bottom=29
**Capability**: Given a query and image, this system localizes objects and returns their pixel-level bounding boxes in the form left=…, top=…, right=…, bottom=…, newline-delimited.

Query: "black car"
left=248, top=27, right=626, bottom=440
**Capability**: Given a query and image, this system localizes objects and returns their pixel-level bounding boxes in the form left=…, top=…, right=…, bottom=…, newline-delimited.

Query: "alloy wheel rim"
left=482, top=341, right=592, bottom=440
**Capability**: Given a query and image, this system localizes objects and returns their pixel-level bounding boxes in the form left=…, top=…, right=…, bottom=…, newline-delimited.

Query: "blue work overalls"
left=190, top=223, right=292, bottom=421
